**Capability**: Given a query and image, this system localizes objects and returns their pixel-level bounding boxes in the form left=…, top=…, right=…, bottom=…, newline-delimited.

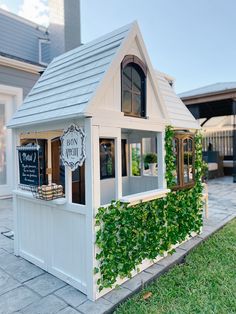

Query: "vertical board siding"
left=16, top=195, right=87, bottom=293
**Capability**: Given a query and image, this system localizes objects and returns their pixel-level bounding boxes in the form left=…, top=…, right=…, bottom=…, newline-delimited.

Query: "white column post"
left=115, top=129, right=122, bottom=199
left=47, top=139, right=52, bottom=184
left=157, top=131, right=166, bottom=189
left=92, top=125, right=100, bottom=210
left=84, top=117, right=97, bottom=301
left=65, top=167, right=72, bottom=203
left=12, top=128, right=20, bottom=256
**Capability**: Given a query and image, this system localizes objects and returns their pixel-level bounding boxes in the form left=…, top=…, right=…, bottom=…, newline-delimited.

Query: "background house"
left=0, top=0, right=81, bottom=198
left=180, top=82, right=236, bottom=181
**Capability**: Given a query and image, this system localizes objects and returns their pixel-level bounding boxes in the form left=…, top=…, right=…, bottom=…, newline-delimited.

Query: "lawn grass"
left=115, top=219, right=236, bottom=314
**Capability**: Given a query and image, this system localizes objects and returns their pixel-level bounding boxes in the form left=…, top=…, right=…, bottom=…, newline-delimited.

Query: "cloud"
left=0, top=3, right=10, bottom=11
left=18, top=0, right=49, bottom=27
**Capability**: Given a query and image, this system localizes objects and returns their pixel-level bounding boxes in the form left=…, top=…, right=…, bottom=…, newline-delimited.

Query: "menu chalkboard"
left=17, top=146, right=40, bottom=186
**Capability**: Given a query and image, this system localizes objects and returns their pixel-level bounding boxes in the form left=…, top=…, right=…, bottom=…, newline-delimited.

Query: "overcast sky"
left=0, top=0, right=235, bottom=93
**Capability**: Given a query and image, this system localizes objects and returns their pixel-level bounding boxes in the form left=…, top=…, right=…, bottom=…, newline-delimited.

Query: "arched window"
left=121, top=55, right=146, bottom=117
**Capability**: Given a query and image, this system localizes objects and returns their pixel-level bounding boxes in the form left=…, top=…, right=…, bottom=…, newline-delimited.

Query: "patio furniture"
left=203, top=151, right=224, bottom=179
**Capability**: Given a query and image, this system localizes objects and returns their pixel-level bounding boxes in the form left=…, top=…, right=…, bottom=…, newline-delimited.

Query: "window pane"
left=188, top=139, right=194, bottom=181
left=173, top=138, right=179, bottom=185
left=0, top=104, right=6, bottom=185
left=132, top=93, right=142, bottom=116
left=72, top=165, right=85, bottom=204
left=100, top=139, right=115, bottom=179
left=131, top=143, right=141, bottom=176
left=183, top=139, right=189, bottom=183
left=143, top=138, right=157, bottom=176
left=123, top=65, right=132, bottom=89
left=122, top=90, right=132, bottom=113
left=132, top=67, right=142, bottom=93
left=121, top=139, right=127, bottom=177
left=51, top=138, right=65, bottom=190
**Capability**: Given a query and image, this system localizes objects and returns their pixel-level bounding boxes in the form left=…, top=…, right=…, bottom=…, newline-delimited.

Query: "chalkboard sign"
left=17, top=146, right=40, bottom=186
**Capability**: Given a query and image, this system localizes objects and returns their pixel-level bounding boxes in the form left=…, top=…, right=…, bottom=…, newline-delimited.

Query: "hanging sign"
left=61, top=124, right=86, bottom=171
left=17, top=146, right=40, bottom=186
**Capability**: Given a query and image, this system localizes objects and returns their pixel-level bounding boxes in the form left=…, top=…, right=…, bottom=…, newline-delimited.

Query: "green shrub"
left=144, top=153, right=157, bottom=164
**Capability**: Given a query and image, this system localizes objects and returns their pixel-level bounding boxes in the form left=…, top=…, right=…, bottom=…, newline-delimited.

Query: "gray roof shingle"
left=179, top=82, right=236, bottom=99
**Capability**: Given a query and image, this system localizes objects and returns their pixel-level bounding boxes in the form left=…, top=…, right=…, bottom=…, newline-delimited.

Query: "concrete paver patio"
left=0, top=177, right=235, bottom=314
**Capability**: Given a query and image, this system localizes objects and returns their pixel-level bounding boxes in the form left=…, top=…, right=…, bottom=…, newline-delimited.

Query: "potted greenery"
left=144, top=153, right=157, bottom=175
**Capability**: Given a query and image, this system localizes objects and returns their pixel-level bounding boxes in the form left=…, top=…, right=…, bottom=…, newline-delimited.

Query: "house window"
left=39, top=39, right=50, bottom=65
left=72, top=165, right=85, bottom=205
left=173, top=133, right=195, bottom=189
left=51, top=137, right=65, bottom=190
left=121, top=55, right=146, bottom=117
left=121, top=139, right=127, bottom=177
left=100, top=139, right=115, bottom=179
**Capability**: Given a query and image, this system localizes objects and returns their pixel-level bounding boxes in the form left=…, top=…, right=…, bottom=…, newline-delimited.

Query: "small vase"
left=149, top=163, right=156, bottom=176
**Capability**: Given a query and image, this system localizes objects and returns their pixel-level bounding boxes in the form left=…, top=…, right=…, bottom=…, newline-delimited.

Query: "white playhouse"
left=8, top=22, right=200, bottom=300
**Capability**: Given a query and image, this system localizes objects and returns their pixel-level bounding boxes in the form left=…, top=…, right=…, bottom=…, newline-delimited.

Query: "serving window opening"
left=19, top=130, right=85, bottom=205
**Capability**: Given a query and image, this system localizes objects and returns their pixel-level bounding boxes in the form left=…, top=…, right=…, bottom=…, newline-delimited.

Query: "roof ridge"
left=52, top=22, right=135, bottom=63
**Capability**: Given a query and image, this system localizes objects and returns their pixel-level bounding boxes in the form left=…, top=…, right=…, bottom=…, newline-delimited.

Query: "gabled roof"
left=155, top=71, right=200, bottom=129
left=8, top=23, right=133, bottom=128
left=179, top=82, right=236, bottom=99
left=9, top=22, right=198, bottom=130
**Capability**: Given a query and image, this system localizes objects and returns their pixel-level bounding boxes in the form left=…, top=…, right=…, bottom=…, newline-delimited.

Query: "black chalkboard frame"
left=17, top=145, right=40, bottom=189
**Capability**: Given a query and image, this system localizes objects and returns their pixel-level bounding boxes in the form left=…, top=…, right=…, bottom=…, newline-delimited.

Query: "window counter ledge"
left=120, top=188, right=170, bottom=206
left=13, top=189, right=66, bottom=205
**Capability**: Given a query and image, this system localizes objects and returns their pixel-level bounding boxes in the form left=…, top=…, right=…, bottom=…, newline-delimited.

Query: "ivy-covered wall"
left=95, top=126, right=204, bottom=292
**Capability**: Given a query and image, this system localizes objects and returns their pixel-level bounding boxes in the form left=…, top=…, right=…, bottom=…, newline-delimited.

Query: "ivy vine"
left=95, top=126, right=204, bottom=292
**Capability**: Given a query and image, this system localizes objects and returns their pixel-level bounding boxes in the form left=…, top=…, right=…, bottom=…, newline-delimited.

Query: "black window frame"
left=121, top=139, right=127, bottom=177
left=121, top=55, right=147, bottom=118
left=100, top=138, right=115, bottom=180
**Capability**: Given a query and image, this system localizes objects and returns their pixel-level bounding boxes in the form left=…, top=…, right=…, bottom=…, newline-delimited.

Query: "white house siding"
left=0, top=9, right=49, bottom=65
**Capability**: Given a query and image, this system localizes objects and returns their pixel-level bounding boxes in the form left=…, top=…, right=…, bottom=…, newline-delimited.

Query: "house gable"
left=87, top=22, right=169, bottom=125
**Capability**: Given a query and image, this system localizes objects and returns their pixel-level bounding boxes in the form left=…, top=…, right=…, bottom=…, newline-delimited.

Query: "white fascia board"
left=7, top=111, right=90, bottom=129
left=0, top=55, right=45, bottom=74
